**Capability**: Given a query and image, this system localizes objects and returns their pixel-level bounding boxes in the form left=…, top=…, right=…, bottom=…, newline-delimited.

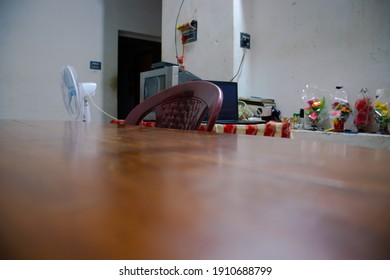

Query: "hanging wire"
left=175, top=0, right=185, bottom=64
left=88, top=95, right=118, bottom=121
left=230, top=50, right=246, bottom=82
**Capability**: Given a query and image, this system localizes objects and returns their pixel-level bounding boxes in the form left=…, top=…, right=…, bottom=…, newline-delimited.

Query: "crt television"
left=139, top=65, right=201, bottom=120
left=140, top=65, right=179, bottom=103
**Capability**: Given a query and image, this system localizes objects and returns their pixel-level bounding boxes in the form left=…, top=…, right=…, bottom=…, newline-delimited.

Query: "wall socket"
left=240, top=32, right=251, bottom=49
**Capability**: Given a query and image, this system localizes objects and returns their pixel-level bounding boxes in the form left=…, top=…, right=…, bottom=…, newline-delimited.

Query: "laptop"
left=206, top=80, right=265, bottom=124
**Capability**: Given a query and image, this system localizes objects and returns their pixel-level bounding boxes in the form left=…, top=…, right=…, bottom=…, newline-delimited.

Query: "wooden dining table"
left=0, top=119, right=389, bottom=260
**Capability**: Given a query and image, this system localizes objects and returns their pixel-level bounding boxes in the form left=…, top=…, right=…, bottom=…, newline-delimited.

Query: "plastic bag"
left=329, top=86, right=351, bottom=119
left=373, top=88, right=390, bottom=134
left=328, top=86, right=352, bottom=132
left=354, top=88, right=373, bottom=132
left=301, top=84, right=326, bottom=130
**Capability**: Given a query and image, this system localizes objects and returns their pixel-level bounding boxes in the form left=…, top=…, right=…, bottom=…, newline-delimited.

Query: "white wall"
left=162, top=0, right=390, bottom=129
left=248, top=0, right=390, bottom=123
left=2, top=0, right=388, bottom=125
left=0, top=0, right=103, bottom=121
left=103, top=0, right=162, bottom=122
left=162, top=0, right=236, bottom=81
left=161, top=0, right=254, bottom=107
left=0, top=0, right=161, bottom=122
left=233, top=0, right=252, bottom=101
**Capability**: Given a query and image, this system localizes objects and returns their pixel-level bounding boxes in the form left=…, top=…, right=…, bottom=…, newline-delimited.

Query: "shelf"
left=291, top=129, right=390, bottom=150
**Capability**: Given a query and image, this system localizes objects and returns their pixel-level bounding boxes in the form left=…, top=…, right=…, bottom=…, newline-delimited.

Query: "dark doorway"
left=117, top=36, right=161, bottom=119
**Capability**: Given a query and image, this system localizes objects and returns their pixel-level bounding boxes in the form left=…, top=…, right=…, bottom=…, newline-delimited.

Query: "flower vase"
left=308, top=119, right=318, bottom=130
left=378, top=122, right=389, bottom=135
left=333, top=118, right=346, bottom=132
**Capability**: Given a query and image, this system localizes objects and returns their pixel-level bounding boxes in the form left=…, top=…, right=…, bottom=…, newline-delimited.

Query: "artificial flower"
left=330, top=101, right=351, bottom=119
left=354, top=96, right=372, bottom=130
left=373, top=101, right=390, bottom=123
left=355, top=99, right=369, bottom=111
left=304, top=97, right=325, bottom=124
left=309, top=112, right=317, bottom=121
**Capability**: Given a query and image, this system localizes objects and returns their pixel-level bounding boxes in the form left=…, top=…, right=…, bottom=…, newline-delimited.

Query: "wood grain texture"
left=0, top=120, right=389, bottom=260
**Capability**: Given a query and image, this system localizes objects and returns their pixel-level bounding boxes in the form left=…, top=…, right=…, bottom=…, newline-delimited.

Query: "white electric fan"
left=60, top=65, right=97, bottom=122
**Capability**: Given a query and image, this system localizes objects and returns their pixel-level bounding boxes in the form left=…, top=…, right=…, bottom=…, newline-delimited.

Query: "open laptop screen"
left=207, top=80, right=238, bottom=121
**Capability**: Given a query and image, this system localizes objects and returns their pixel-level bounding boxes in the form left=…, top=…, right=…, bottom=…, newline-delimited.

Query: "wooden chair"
left=124, top=81, right=223, bottom=132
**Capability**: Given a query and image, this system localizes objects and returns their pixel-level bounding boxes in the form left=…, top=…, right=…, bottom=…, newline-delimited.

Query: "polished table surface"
left=0, top=120, right=389, bottom=260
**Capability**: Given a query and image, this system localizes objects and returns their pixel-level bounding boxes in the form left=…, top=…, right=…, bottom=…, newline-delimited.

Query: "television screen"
left=144, top=75, right=166, bottom=100
left=139, top=66, right=179, bottom=120
left=140, top=66, right=179, bottom=103
left=207, top=81, right=239, bottom=121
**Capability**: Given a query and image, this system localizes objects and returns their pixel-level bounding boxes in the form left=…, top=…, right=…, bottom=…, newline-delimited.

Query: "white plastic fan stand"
left=82, top=98, right=91, bottom=122
left=80, top=82, right=97, bottom=122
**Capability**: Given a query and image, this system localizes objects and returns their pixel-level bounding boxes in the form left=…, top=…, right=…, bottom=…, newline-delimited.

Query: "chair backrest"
left=124, top=81, right=223, bottom=132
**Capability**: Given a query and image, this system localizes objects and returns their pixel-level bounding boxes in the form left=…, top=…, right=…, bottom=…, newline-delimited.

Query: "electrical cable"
left=177, top=39, right=185, bottom=69
left=88, top=95, right=118, bottom=121
left=175, top=0, right=185, bottom=64
left=230, top=50, right=246, bottom=82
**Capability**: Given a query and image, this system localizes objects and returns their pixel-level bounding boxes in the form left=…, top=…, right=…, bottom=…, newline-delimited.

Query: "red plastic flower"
left=354, top=97, right=372, bottom=129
